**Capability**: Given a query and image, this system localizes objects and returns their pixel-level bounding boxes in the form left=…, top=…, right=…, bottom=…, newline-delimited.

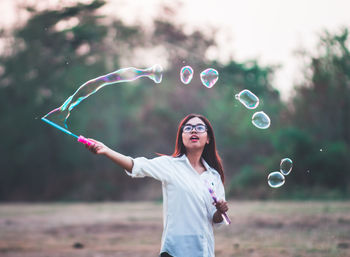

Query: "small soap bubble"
left=280, top=158, right=293, bottom=175
left=180, top=66, right=193, bottom=84
left=200, top=68, right=219, bottom=88
left=320, top=148, right=323, bottom=152
left=235, top=89, right=259, bottom=109
left=252, top=111, right=271, bottom=129
left=268, top=171, right=285, bottom=188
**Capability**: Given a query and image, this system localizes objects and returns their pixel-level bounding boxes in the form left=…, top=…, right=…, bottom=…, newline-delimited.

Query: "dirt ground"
left=0, top=201, right=349, bottom=257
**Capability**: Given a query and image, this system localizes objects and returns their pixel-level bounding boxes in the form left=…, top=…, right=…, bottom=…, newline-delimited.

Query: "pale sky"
left=1, top=0, right=350, bottom=100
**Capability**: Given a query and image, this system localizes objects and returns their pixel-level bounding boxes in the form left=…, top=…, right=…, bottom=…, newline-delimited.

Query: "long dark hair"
left=171, top=114, right=225, bottom=184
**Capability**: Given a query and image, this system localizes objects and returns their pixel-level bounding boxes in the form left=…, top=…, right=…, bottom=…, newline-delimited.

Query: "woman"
left=86, top=113, right=229, bottom=257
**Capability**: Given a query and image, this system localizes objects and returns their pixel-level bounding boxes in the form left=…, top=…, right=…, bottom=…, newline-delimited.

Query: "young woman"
left=85, top=113, right=229, bottom=257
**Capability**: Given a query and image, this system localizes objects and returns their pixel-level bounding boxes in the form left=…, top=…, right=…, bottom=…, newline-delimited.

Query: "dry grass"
left=0, top=201, right=349, bottom=257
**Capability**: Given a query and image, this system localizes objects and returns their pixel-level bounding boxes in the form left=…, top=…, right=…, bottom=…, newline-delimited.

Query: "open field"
left=0, top=201, right=349, bottom=257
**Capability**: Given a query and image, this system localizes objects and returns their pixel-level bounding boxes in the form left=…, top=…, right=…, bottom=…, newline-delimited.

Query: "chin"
left=185, top=144, right=205, bottom=151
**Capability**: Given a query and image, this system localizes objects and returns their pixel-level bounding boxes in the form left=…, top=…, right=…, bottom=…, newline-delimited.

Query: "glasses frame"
left=182, top=124, right=208, bottom=133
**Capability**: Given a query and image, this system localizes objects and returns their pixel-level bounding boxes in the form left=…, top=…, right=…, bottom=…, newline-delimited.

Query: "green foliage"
left=0, top=2, right=349, bottom=201
left=285, top=28, right=350, bottom=198
left=228, top=165, right=267, bottom=199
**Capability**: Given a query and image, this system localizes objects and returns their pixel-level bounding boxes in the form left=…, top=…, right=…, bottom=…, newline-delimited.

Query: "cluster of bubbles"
left=267, top=158, right=293, bottom=188
left=235, top=89, right=271, bottom=129
left=180, top=66, right=219, bottom=88
left=179, top=65, right=290, bottom=189
left=233, top=87, right=292, bottom=189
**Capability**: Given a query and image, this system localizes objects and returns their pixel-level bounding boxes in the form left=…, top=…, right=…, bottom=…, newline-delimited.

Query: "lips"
left=190, top=135, right=199, bottom=142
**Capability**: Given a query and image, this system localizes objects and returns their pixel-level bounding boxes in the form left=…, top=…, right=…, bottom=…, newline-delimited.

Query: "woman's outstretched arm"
left=85, top=139, right=133, bottom=173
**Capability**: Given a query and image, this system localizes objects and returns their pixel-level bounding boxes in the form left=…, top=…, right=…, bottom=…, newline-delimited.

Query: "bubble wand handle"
left=77, top=136, right=94, bottom=146
left=209, top=188, right=231, bottom=225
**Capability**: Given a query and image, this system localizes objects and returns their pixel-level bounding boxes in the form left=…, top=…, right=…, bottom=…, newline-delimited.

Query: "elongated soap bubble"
left=268, top=171, right=285, bottom=188
left=180, top=66, right=193, bottom=84
left=43, top=64, right=163, bottom=128
left=235, top=89, right=259, bottom=109
left=200, top=68, right=218, bottom=88
left=280, top=158, right=293, bottom=175
left=252, top=111, right=271, bottom=129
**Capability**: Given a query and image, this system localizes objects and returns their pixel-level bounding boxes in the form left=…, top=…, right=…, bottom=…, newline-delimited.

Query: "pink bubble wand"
left=208, top=187, right=231, bottom=225
left=42, top=117, right=94, bottom=146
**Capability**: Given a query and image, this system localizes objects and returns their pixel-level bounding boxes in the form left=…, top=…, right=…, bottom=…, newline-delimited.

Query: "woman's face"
left=182, top=117, right=209, bottom=152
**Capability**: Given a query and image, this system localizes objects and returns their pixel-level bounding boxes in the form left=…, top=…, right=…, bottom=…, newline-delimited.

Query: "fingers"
left=215, top=200, right=229, bottom=213
left=82, top=138, right=108, bottom=155
left=84, top=138, right=99, bottom=154
left=86, top=143, right=97, bottom=154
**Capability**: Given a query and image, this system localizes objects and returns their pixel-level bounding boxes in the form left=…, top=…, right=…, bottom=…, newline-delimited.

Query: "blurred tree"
left=293, top=29, right=350, bottom=145
left=2, top=1, right=347, bottom=201
left=0, top=0, right=237, bottom=201
left=0, top=0, right=145, bottom=200
left=283, top=28, right=350, bottom=198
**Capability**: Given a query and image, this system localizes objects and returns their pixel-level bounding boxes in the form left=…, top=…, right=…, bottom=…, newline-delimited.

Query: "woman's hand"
left=213, top=200, right=229, bottom=223
left=85, top=139, right=110, bottom=155
left=215, top=199, right=229, bottom=214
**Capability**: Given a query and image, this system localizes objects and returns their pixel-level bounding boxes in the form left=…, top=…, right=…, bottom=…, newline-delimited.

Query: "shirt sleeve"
left=215, top=177, right=226, bottom=201
left=211, top=176, right=227, bottom=227
left=125, top=155, right=172, bottom=183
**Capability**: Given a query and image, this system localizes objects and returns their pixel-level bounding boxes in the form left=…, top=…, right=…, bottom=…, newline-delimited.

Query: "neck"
left=186, top=149, right=203, bottom=167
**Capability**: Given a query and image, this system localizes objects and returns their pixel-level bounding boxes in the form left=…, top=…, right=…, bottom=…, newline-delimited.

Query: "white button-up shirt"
left=125, top=154, right=226, bottom=257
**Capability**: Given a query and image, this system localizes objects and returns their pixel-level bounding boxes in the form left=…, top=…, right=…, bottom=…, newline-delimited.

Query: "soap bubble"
left=180, top=66, right=193, bottom=84
left=252, top=111, right=271, bottom=129
left=280, top=158, right=293, bottom=175
left=235, top=89, right=259, bottom=109
left=43, top=64, right=163, bottom=128
left=200, top=68, right=218, bottom=88
left=268, top=171, right=285, bottom=188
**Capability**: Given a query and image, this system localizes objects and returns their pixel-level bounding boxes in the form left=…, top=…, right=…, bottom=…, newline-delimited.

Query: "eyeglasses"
left=182, top=124, right=207, bottom=133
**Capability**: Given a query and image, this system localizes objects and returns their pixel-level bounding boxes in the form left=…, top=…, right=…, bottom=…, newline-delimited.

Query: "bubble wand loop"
left=41, top=117, right=94, bottom=146
left=208, top=187, right=231, bottom=225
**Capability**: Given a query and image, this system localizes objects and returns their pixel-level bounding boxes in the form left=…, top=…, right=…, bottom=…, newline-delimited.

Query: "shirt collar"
left=174, top=154, right=214, bottom=173
left=201, top=158, right=211, bottom=171
left=173, top=154, right=187, bottom=161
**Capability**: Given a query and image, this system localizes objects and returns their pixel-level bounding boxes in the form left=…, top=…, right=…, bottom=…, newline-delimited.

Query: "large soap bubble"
left=43, top=64, right=163, bottom=129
